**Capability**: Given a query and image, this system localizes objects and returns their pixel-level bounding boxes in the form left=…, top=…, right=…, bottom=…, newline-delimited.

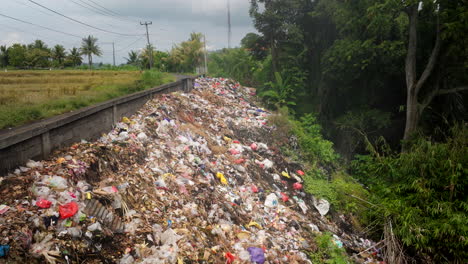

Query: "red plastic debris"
left=296, top=170, right=305, bottom=176
left=233, top=140, right=240, bottom=144
left=250, top=143, right=258, bottom=151
left=293, top=182, right=303, bottom=190
left=251, top=185, right=259, bottom=193
left=234, top=158, right=245, bottom=164
left=59, top=201, right=79, bottom=219
left=36, top=199, right=52, bottom=209
left=280, top=192, right=289, bottom=202
left=225, top=252, right=235, bottom=263
left=229, top=149, right=240, bottom=155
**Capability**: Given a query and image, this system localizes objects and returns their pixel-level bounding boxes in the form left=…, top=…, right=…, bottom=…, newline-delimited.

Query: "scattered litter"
left=313, top=197, right=331, bottom=216
left=0, top=77, right=379, bottom=263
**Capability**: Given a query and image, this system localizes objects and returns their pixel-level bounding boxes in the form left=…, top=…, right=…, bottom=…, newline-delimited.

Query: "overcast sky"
left=0, top=0, right=256, bottom=64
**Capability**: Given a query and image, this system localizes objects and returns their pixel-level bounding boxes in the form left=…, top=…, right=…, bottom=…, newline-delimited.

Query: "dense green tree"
left=30, top=39, right=48, bottom=50
left=241, top=32, right=267, bottom=60
left=166, top=32, right=204, bottom=73
left=7, top=44, right=27, bottom=68
left=66, top=47, right=82, bottom=67
left=25, top=48, right=50, bottom=68
left=52, top=44, right=67, bottom=67
left=80, top=35, right=102, bottom=69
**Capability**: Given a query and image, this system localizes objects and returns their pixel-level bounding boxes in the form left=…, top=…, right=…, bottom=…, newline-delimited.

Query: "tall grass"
left=0, top=70, right=175, bottom=129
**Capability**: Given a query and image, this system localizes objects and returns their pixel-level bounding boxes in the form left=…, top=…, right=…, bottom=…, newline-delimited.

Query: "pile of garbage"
left=0, top=78, right=381, bottom=263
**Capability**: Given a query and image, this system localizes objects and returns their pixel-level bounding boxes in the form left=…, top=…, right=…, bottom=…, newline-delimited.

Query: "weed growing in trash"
left=267, top=107, right=368, bottom=216
left=306, top=232, right=350, bottom=264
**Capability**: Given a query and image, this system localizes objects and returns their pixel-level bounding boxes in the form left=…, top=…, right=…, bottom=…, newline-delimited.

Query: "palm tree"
left=80, top=35, right=102, bottom=69
left=139, top=45, right=155, bottom=69
left=52, top=45, right=67, bottom=66
left=125, top=50, right=139, bottom=66
left=68, top=47, right=82, bottom=67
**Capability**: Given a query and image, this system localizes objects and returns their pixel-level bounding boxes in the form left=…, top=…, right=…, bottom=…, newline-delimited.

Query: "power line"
left=12, top=0, right=52, bottom=17
left=86, top=0, right=127, bottom=17
left=116, top=35, right=145, bottom=52
left=68, top=0, right=116, bottom=21
left=0, top=12, right=82, bottom=39
left=27, top=0, right=142, bottom=37
left=0, top=23, right=79, bottom=47
left=72, top=0, right=135, bottom=25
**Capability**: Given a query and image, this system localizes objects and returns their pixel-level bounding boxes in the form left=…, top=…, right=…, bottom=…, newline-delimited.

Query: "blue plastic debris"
left=0, top=245, right=10, bottom=257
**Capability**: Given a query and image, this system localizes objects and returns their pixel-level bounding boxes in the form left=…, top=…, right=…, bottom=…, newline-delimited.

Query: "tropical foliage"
left=80, top=35, right=102, bottom=69
left=0, top=40, right=83, bottom=69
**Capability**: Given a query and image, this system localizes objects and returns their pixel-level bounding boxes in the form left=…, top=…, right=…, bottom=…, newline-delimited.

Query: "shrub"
left=351, top=125, right=468, bottom=262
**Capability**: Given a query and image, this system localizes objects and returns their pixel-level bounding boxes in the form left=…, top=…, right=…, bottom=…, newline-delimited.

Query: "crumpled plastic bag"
left=59, top=201, right=79, bottom=219
left=313, top=197, right=330, bottom=216
left=36, top=199, right=52, bottom=209
left=264, top=193, right=278, bottom=208
left=248, top=247, right=266, bottom=264
left=161, top=228, right=182, bottom=246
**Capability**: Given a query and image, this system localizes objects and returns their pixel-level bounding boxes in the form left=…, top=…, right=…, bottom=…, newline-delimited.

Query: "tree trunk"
left=88, top=55, right=92, bottom=70
left=403, top=5, right=419, bottom=142
left=270, top=39, right=278, bottom=74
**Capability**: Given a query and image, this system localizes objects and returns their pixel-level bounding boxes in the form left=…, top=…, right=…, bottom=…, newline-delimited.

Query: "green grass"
left=0, top=70, right=175, bottom=129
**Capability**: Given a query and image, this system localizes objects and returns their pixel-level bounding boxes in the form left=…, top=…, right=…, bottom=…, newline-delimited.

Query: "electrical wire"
left=27, top=0, right=142, bottom=37
left=116, top=35, right=145, bottom=52
left=0, top=22, right=79, bottom=47
left=11, top=0, right=52, bottom=17
left=68, top=0, right=116, bottom=21
left=84, top=0, right=139, bottom=23
left=0, top=12, right=82, bottom=39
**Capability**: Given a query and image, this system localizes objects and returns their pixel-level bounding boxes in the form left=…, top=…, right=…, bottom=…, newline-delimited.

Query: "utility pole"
left=140, top=21, right=154, bottom=69
left=112, top=42, right=115, bottom=66
left=203, top=34, right=208, bottom=75
left=227, top=0, right=231, bottom=49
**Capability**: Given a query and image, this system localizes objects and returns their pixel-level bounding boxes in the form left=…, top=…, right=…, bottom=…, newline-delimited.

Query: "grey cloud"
left=0, top=0, right=257, bottom=64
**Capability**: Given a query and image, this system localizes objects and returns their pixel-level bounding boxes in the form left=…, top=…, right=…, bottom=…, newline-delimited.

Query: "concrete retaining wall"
left=0, top=77, right=194, bottom=175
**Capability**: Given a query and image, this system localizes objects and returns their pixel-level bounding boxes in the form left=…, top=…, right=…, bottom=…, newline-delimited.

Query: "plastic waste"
left=137, top=132, right=148, bottom=142
left=313, top=197, right=330, bottom=216
left=296, top=170, right=305, bottom=176
left=216, top=172, right=228, bottom=185
left=280, top=192, right=289, bottom=202
left=239, top=249, right=250, bottom=261
left=225, top=252, right=235, bottom=263
left=264, top=193, right=278, bottom=208
left=333, top=235, right=344, bottom=248
left=120, top=254, right=135, bottom=264
left=293, top=182, right=303, bottom=190
left=160, top=228, right=181, bottom=246
left=281, top=171, right=290, bottom=178
left=59, top=201, right=79, bottom=219
left=0, top=205, right=10, bottom=214
left=88, top=222, right=102, bottom=232
left=36, top=199, right=52, bottom=209
left=0, top=245, right=10, bottom=257
left=250, top=143, right=258, bottom=151
left=248, top=247, right=266, bottom=264
left=44, top=176, right=68, bottom=190
left=66, top=227, right=82, bottom=238
left=26, top=160, right=43, bottom=168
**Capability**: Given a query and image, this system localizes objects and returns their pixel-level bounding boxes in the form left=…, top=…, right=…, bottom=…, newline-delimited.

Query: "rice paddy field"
left=0, top=70, right=175, bottom=129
